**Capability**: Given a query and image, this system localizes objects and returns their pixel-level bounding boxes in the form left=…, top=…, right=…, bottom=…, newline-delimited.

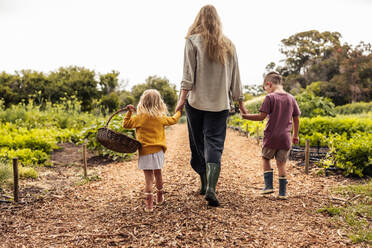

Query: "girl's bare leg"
left=143, top=170, right=154, bottom=211
left=154, top=169, right=164, bottom=204
left=154, top=169, right=163, bottom=189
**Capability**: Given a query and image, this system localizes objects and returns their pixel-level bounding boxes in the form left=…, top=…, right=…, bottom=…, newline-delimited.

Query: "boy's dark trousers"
left=185, top=102, right=229, bottom=175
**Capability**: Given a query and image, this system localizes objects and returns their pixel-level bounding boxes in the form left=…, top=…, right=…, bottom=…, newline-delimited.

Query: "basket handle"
left=105, top=107, right=129, bottom=127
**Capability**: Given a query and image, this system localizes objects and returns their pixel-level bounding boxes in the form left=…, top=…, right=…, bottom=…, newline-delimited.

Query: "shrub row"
left=334, top=101, right=372, bottom=115
left=0, top=123, right=80, bottom=166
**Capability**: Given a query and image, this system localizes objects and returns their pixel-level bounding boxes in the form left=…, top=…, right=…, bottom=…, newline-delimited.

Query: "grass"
left=19, top=166, right=38, bottom=179
left=318, top=180, right=372, bottom=244
left=0, top=162, right=38, bottom=192
left=0, top=163, right=12, bottom=188
left=76, top=174, right=101, bottom=186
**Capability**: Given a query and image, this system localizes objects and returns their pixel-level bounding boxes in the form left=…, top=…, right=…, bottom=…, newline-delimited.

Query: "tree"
left=131, top=76, right=178, bottom=113
left=0, top=72, right=21, bottom=107
left=100, top=92, right=120, bottom=113
left=267, top=30, right=372, bottom=105
left=48, top=66, right=99, bottom=111
left=279, top=30, right=341, bottom=75
left=118, top=90, right=135, bottom=108
left=99, top=71, right=119, bottom=95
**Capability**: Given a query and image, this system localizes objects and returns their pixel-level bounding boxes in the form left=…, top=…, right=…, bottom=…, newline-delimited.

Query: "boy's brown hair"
left=264, top=72, right=282, bottom=85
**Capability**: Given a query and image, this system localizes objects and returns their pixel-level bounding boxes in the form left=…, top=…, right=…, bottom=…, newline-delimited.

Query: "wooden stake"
left=256, top=126, right=260, bottom=145
left=12, top=158, right=19, bottom=202
left=246, top=124, right=249, bottom=137
left=83, top=144, right=87, bottom=177
left=305, top=140, right=310, bottom=174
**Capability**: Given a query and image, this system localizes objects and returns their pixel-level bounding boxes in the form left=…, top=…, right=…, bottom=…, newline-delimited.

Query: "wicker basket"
left=96, top=108, right=141, bottom=153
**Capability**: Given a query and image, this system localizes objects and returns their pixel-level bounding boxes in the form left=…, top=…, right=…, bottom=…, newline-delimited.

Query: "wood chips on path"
left=0, top=124, right=357, bottom=247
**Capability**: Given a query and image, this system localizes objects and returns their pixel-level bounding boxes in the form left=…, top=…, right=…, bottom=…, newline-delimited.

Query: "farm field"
left=1, top=124, right=368, bottom=247
left=1, top=2, right=372, bottom=247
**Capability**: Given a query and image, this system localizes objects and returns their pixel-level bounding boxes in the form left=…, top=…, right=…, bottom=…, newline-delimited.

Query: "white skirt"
left=138, top=150, right=164, bottom=170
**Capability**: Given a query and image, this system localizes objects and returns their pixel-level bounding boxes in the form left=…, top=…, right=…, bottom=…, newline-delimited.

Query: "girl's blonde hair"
left=136, top=89, right=168, bottom=117
left=186, top=5, right=235, bottom=64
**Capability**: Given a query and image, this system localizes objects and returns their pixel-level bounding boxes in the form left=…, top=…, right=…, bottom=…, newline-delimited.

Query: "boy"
left=241, top=72, right=300, bottom=199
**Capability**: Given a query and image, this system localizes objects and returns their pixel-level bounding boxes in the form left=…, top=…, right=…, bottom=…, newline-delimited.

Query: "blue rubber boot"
left=261, top=169, right=274, bottom=194
left=278, top=176, right=288, bottom=199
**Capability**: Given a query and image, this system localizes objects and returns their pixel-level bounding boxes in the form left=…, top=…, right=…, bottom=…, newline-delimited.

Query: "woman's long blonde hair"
left=186, top=5, right=234, bottom=64
left=136, top=89, right=168, bottom=117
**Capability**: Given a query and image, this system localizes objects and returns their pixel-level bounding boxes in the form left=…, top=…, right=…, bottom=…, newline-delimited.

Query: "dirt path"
left=0, top=124, right=356, bottom=247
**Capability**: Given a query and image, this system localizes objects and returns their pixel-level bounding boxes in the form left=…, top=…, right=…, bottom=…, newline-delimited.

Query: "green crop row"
left=300, top=115, right=372, bottom=139
left=0, top=123, right=81, bottom=166
left=334, top=101, right=372, bottom=115
left=227, top=115, right=266, bottom=136
left=0, top=98, right=97, bottom=130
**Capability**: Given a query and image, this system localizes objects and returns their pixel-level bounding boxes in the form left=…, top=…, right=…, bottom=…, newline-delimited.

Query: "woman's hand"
left=175, top=99, right=185, bottom=113
left=125, top=104, right=136, bottom=112
left=175, top=89, right=189, bottom=113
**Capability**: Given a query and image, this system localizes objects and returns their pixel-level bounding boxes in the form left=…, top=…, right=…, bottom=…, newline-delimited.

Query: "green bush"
left=324, top=133, right=372, bottom=177
left=19, top=166, right=38, bottom=179
left=295, top=92, right=336, bottom=117
left=334, top=101, right=372, bottom=115
left=299, top=131, right=328, bottom=146
left=0, top=148, right=49, bottom=166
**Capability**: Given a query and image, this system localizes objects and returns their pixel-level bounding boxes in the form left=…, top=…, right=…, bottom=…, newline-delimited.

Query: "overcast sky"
left=1, top=0, right=371, bottom=90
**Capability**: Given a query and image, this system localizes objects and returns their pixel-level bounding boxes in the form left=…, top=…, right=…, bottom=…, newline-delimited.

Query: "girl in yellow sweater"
left=123, top=89, right=181, bottom=212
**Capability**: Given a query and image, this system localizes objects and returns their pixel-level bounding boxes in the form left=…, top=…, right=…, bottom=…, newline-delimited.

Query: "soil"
left=0, top=124, right=364, bottom=247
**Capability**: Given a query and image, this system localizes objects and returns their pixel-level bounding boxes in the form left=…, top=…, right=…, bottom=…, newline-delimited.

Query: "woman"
left=175, top=5, right=247, bottom=207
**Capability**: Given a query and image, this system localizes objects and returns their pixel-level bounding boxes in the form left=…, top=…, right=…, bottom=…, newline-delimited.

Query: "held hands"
left=175, top=98, right=185, bottom=113
left=175, top=89, right=189, bottom=113
left=238, top=101, right=248, bottom=115
left=239, top=104, right=248, bottom=119
left=125, top=104, right=136, bottom=112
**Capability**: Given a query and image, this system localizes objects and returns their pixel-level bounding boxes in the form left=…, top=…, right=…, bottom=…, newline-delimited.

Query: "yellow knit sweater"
left=122, top=111, right=181, bottom=155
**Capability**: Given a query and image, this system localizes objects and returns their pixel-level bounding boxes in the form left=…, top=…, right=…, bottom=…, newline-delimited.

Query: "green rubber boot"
left=205, top=163, right=221, bottom=207
left=199, top=172, right=207, bottom=195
